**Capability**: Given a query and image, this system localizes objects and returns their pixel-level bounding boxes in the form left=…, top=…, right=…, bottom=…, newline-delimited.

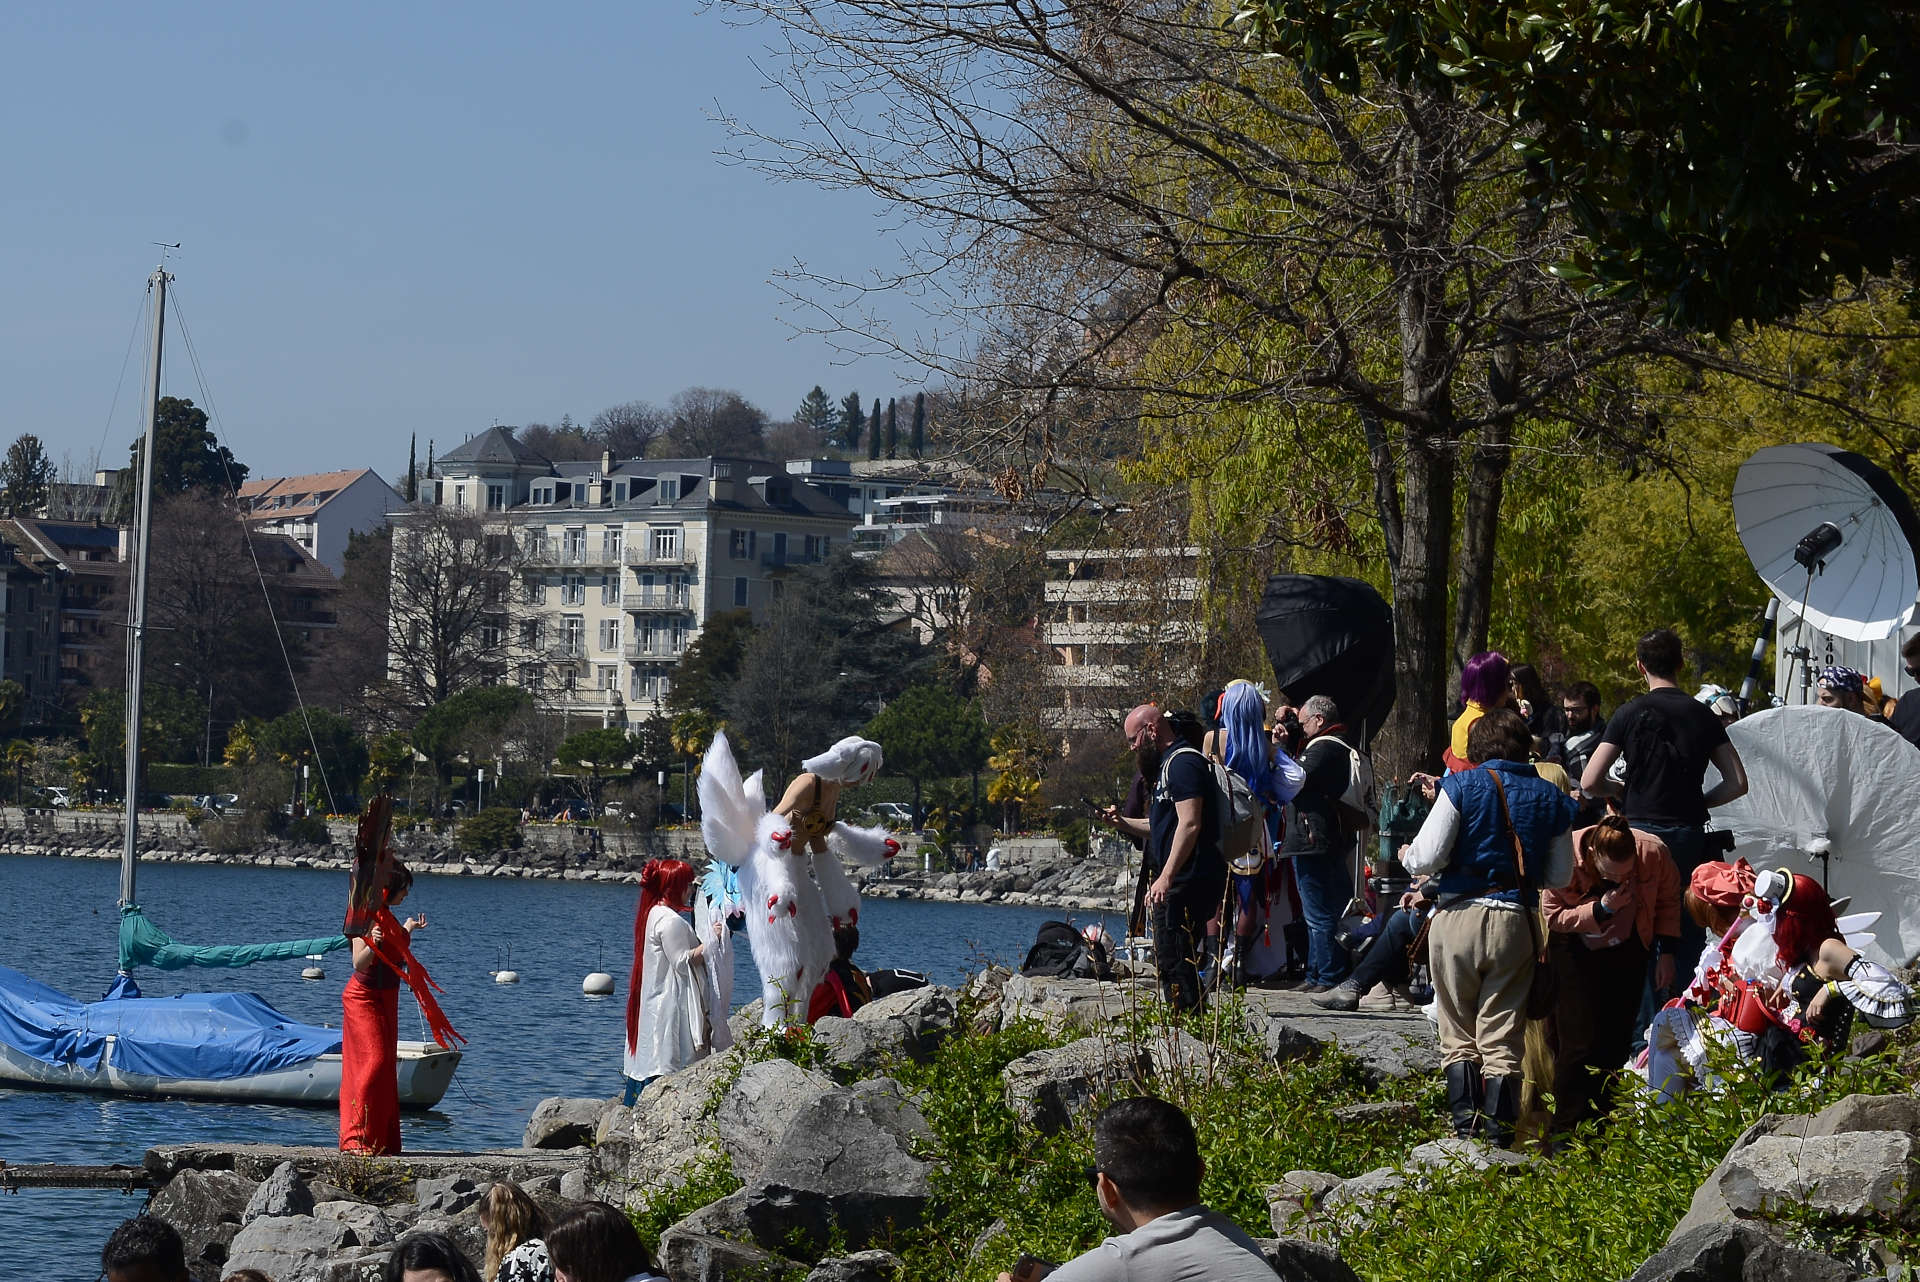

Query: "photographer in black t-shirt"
left=1099, top=704, right=1223, bottom=1013
left=1580, top=628, right=1749, bottom=975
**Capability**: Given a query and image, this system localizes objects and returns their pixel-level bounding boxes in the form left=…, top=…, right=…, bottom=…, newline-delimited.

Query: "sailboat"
left=0, top=266, right=461, bottom=1108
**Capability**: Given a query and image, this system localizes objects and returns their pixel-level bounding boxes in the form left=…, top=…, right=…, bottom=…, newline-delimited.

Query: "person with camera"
left=1401, top=708, right=1576, bottom=1147
left=1541, top=815, right=1681, bottom=1132
left=1279, top=695, right=1358, bottom=993
left=994, top=1097, right=1275, bottom=1282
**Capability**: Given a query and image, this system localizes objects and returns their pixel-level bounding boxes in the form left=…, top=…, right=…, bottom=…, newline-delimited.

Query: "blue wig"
left=1219, top=682, right=1280, bottom=805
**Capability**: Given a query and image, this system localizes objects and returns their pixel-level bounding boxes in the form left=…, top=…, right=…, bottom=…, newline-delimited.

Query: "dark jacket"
left=1280, top=734, right=1351, bottom=859
left=1433, top=761, right=1576, bottom=905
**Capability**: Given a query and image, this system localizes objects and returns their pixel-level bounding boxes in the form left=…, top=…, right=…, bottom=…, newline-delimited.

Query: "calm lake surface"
left=1, top=854, right=1119, bottom=1281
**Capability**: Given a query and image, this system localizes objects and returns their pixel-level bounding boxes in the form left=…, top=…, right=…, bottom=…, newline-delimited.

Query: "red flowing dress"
left=339, top=952, right=403, bottom=1154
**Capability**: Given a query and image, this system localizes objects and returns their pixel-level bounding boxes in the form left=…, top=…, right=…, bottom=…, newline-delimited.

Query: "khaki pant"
left=1430, top=900, right=1534, bottom=1076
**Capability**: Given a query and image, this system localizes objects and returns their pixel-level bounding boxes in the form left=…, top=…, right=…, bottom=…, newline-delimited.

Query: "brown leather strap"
left=1488, top=770, right=1546, bottom=962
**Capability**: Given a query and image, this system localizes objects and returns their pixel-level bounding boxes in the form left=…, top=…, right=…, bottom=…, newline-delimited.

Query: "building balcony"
left=623, top=639, right=687, bottom=661
left=623, top=588, right=691, bottom=612
left=1044, top=620, right=1205, bottom=646
left=627, top=545, right=696, bottom=568
left=1044, top=576, right=1202, bottom=604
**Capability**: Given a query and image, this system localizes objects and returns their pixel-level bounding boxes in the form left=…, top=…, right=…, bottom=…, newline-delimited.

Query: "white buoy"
left=494, top=969, right=521, bottom=984
left=301, top=966, right=325, bottom=981
left=582, top=971, right=615, bottom=996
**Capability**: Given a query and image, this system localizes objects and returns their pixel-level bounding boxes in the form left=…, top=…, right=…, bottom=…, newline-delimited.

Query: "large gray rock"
left=1804, top=1093, right=1920, bottom=1139
left=1718, top=1131, right=1916, bottom=1222
left=812, top=1014, right=915, bottom=1076
left=1266, top=1171, right=1343, bottom=1238
left=659, top=1190, right=802, bottom=1282
left=742, top=1079, right=936, bottom=1252
left=149, top=1168, right=258, bottom=1273
left=411, top=1173, right=483, bottom=1216
left=242, top=1160, right=316, bottom=1223
left=807, top=1250, right=904, bottom=1282
left=715, top=1057, right=839, bottom=1181
left=313, top=1200, right=396, bottom=1248
left=1002, top=1037, right=1149, bottom=1133
left=998, top=972, right=1142, bottom=1033
left=224, top=1214, right=354, bottom=1282
left=1405, top=1138, right=1533, bottom=1173
left=1669, top=1114, right=1809, bottom=1242
left=1628, top=1221, right=1851, bottom=1282
left=587, top=1047, right=740, bottom=1200
left=523, top=1095, right=610, bottom=1149
left=850, top=984, right=958, bottom=1059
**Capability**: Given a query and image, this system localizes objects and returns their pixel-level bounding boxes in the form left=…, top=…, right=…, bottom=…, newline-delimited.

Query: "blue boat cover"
left=0, top=964, right=341, bottom=1080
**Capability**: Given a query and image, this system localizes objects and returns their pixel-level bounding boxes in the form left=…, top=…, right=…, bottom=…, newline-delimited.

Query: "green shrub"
left=283, top=813, right=330, bottom=846
left=148, top=762, right=238, bottom=796
left=456, top=806, right=523, bottom=853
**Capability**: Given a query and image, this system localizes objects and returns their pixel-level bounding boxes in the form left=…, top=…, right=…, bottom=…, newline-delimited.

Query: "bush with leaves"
left=456, top=805, right=523, bottom=854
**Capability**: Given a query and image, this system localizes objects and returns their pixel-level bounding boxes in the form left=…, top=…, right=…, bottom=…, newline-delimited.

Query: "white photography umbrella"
left=1715, top=705, right=1920, bottom=967
left=1732, top=442, right=1920, bottom=642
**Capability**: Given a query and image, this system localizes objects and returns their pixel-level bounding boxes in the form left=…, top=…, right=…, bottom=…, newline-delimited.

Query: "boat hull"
left=0, top=1038, right=461, bottom=1109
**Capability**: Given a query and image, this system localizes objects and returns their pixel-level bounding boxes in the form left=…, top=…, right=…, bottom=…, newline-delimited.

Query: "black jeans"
left=1153, top=880, right=1220, bottom=1013
left=1550, top=934, right=1649, bottom=1129
left=1349, top=906, right=1422, bottom=993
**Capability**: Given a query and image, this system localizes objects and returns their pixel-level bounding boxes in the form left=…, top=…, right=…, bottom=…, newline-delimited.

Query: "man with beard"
left=1099, top=704, right=1224, bottom=1012
left=1560, top=682, right=1606, bottom=780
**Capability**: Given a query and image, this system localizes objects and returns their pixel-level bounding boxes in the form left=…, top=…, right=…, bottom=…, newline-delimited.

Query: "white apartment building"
left=1044, top=546, right=1205, bottom=730
left=412, top=426, right=857, bottom=727
left=240, top=468, right=405, bottom=573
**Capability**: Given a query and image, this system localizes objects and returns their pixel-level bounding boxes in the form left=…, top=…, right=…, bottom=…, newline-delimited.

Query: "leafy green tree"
left=796, top=386, right=837, bottom=437
left=0, top=434, right=56, bottom=516
left=129, top=397, right=248, bottom=495
left=456, top=806, right=523, bottom=852
left=557, top=726, right=637, bottom=805
left=365, top=731, right=414, bottom=794
left=838, top=390, right=865, bottom=450
left=1240, top=0, right=1920, bottom=333
left=666, top=609, right=755, bottom=719
left=632, top=712, right=675, bottom=773
left=864, top=684, right=991, bottom=823
left=7, top=739, right=36, bottom=801
left=257, top=708, right=370, bottom=810
left=79, top=686, right=209, bottom=787
left=0, top=678, right=23, bottom=738
left=410, top=685, right=533, bottom=783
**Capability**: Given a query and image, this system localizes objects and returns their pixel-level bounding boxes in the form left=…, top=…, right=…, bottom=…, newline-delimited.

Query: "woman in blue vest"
left=1401, top=708, right=1575, bottom=1146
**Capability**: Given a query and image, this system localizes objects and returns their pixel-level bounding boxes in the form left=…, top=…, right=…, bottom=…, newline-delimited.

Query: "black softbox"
left=1255, top=574, right=1394, bottom=750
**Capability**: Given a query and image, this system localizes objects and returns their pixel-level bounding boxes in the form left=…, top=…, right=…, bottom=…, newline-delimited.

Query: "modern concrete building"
left=408, top=427, right=858, bottom=727
left=239, top=468, right=404, bottom=573
left=0, top=522, right=67, bottom=727
left=1043, top=546, right=1205, bottom=730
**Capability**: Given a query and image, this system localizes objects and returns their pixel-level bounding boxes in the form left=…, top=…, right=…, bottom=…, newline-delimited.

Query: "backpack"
left=1158, top=745, right=1262, bottom=869
left=1021, top=922, right=1090, bottom=978
left=1306, top=733, right=1377, bottom=829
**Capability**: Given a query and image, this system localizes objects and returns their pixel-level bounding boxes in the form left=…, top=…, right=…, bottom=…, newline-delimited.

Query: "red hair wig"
left=1771, top=872, right=1841, bottom=971
left=626, top=859, right=696, bottom=1055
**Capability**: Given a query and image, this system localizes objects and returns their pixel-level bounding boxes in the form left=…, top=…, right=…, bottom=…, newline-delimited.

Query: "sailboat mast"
left=120, top=266, right=168, bottom=909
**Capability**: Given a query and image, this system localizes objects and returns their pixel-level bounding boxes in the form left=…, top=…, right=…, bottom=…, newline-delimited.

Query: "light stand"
left=1781, top=522, right=1843, bottom=704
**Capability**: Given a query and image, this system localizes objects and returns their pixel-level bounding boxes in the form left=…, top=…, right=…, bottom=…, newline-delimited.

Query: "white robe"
left=623, top=905, right=710, bottom=1082
left=693, top=876, right=738, bottom=1054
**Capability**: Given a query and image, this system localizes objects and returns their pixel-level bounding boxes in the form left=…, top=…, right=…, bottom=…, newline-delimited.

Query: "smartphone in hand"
left=1013, top=1254, right=1058, bottom=1282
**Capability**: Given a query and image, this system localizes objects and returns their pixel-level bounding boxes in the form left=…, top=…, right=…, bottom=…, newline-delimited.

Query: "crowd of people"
left=1094, top=627, right=1917, bottom=1147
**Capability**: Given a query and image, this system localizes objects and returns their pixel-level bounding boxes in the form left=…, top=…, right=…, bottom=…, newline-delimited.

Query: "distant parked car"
left=868, top=802, right=915, bottom=827
left=45, top=787, right=72, bottom=809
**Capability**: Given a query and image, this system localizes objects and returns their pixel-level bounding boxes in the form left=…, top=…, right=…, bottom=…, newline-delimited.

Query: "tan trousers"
left=1430, top=900, right=1534, bottom=1076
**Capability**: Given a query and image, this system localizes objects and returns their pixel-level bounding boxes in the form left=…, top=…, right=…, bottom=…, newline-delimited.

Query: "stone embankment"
left=120, top=966, right=1920, bottom=1281
left=1, top=808, right=1129, bottom=911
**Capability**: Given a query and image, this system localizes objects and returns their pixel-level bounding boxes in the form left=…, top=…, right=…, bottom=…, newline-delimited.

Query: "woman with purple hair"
left=1445, top=651, right=1512, bottom=773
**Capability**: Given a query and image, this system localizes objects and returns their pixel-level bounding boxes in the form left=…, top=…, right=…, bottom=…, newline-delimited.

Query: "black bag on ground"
left=1021, top=921, right=1111, bottom=979
left=868, top=968, right=930, bottom=1000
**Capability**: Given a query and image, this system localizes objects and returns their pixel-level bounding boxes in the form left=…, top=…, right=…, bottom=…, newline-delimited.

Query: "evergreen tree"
left=404, top=434, right=418, bottom=502
left=0, top=433, right=57, bottom=517
left=426, top=440, right=436, bottom=478
left=839, top=391, right=865, bottom=450
left=885, top=399, right=899, bottom=459
left=796, top=386, right=836, bottom=436
left=867, top=399, right=882, bottom=460
left=910, top=392, right=926, bottom=457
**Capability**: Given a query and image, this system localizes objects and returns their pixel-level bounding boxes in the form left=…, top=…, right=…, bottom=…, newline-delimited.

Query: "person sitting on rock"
left=547, top=1202, right=667, bottom=1282
left=808, top=922, right=872, bottom=1022
left=995, top=1097, right=1275, bottom=1282
left=385, top=1232, right=483, bottom=1282
left=101, top=1216, right=189, bottom=1282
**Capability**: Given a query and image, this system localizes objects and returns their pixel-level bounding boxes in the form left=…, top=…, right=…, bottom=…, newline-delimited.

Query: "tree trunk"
left=1451, top=417, right=1513, bottom=694
left=1379, top=435, right=1455, bottom=781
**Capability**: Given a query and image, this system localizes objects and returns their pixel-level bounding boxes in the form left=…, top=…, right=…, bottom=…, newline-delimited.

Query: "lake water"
left=1, top=854, right=1119, bottom=1281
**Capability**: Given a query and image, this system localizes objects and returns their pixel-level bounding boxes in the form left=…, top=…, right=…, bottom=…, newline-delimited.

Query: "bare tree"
left=662, top=387, right=769, bottom=458
left=591, top=400, right=671, bottom=459
left=710, top=0, right=1887, bottom=772
left=387, top=505, right=518, bottom=710
left=517, top=418, right=598, bottom=461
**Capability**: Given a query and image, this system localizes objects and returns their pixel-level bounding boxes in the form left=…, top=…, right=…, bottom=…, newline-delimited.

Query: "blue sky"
left=2, top=2, right=919, bottom=482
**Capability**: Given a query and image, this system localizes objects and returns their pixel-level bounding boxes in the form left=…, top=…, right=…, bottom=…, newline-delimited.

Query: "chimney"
left=602, top=449, right=614, bottom=474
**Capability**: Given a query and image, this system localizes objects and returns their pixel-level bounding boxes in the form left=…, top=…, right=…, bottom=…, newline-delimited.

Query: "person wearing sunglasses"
left=996, top=1097, right=1274, bottom=1282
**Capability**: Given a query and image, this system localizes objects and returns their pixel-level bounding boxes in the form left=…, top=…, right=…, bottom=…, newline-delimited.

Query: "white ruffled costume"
left=698, top=732, right=897, bottom=1028
left=694, top=861, right=744, bottom=1054
left=798, top=736, right=901, bottom=928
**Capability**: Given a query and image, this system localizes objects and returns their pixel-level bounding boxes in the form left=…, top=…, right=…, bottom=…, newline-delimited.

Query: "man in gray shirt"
left=996, top=1097, right=1275, bottom=1282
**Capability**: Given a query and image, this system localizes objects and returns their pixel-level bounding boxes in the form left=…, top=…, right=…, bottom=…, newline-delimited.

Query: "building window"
left=480, top=621, right=503, bottom=649
left=650, top=526, right=681, bottom=562
left=730, top=529, right=756, bottom=559
left=613, top=481, right=628, bottom=503
left=601, top=574, right=620, bottom=606
left=771, top=531, right=788, bottom=565
left=734, top=576, right=748, bottom=607
left=561, top=575, right=585, bottom=606
left=659, top=476, right=680, bottom=502
left=485, top=533, right=513, bottom=561
left=603, top=528, right=623, bottom=562
left=563, top=527, right=586, bottom=564
left=523, top=577, right=544, bottom=605
left=486, top=483, right=505, bottom=511
left=452, top=485, right=466, bottom=509
left=519, top=619, right=542, bottom=648
left=599, top=618, right=621, bottom=652
left=599, top=664, right=618, bottom=691
left=561, top=615, right=585, bottom=656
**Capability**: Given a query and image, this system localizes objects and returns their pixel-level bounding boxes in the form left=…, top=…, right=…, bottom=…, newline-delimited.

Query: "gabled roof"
left=239, top=469, right=395, bottom=521
left=439, top=426, right=552, bottom=468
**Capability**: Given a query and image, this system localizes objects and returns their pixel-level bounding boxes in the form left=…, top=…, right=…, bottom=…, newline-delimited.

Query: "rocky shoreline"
left=82, top=966, right=1916, bottom=1282
left=0, top=815, right=1130, bottom=910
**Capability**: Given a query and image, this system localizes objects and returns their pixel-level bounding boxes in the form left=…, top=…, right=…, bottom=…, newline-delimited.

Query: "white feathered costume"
left=699, top=731, right=837, bottom=1028
left=795, top=735, right=901, bottom=928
